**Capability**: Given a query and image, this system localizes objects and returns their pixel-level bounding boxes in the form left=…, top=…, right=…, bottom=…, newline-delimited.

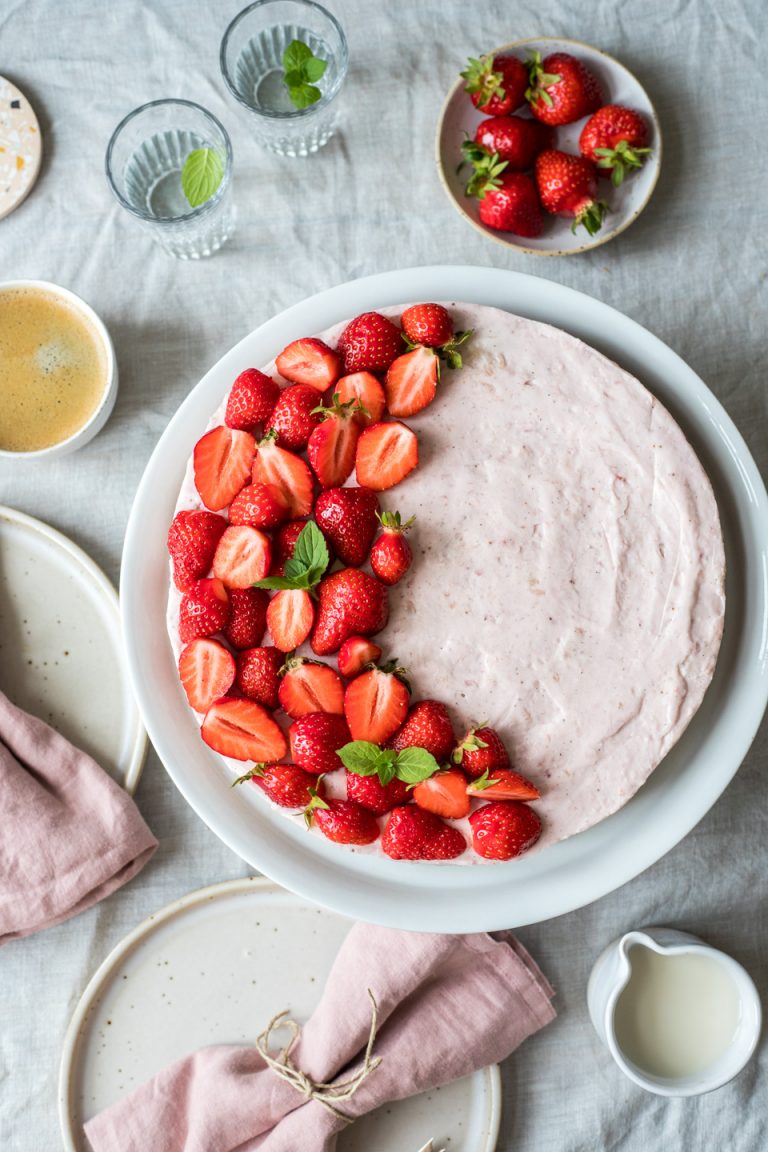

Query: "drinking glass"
left=220, top=0, right=348, bottom=157
left=105, top=99, right=236, bottom=259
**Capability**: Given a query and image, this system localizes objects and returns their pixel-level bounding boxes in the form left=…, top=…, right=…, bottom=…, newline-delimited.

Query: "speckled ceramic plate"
left=58, top=877, right=501, bottom=1152
left=436, top=37, right=662, bottom=255
left=0, top=77, right=42, bottom=220
left=0, top=506, right=146, bottom=792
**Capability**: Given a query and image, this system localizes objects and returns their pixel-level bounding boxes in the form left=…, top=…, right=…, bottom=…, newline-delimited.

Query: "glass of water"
left=105, top=99, right=236, bottom=259
left=220, top=0, right=348, bottom=157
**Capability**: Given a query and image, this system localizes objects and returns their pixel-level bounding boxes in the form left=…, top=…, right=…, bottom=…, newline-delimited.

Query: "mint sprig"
left=339, top=741, right=440, bottom=787
left=181, top=148, right=224, bottom=208
left=283, top=40, right=327, bottom=109
left=253, top=520, right=329, bottom=595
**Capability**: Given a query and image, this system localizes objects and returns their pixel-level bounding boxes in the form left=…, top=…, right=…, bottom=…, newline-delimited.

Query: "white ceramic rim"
left=602, top=928, right=763, bottom=1096
left=120, top=264, right=768, bottom=932
left=0, top=504, right=147, bottom=793
left=435, top=36, right=663, bottom=256
left=0, top=279, right=117, bottom=459
left=57, top=875, right=502, bottom=1152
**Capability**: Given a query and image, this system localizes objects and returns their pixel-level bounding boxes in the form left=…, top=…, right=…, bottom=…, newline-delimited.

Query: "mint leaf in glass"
left=282, top=38, right=328, bottom=110
left=181, top=148, right=224, bottom=208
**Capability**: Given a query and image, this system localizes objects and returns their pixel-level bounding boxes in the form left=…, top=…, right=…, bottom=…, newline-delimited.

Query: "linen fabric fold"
left=0, top=689, right=157, bottom=945
left=84, top=924, right=555, bottom=1152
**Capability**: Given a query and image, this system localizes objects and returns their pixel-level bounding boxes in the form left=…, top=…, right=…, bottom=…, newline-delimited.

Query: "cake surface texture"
left=168, top=302, right=726, bottom=856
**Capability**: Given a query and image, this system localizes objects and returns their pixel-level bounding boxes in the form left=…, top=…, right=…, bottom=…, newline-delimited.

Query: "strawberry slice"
left=355, top=421, right=418, bottom=490
left=413, top=769, right=471, bottom=819
left=384, top=346, right=438, bottom=417
left=343, top=662, right=411, bottom=744
left=337, top=636, right=382, bottom=678
left=466, top=767, right=541, bottom=801
left=266, top=588, right=314, bottom=652
left=278, top=656, right=345, bottom=719
left=193, top=426, right=255, bottom=512
left=178, top=578, right=230, bottom=645
left=252, top=430, right=314, bottom=518
left=225, top=369, right=280, bottom=431
left=307, top=397, right=363, bottom=489
left=201, top=698, right=287, bottom=762
left=276, top=338, right=341, bottom=392
left=212, top=525, right=272, bottom=589
left=334, top=372, right=386, bottom=425
left=178, top=637, right=235, bottom=713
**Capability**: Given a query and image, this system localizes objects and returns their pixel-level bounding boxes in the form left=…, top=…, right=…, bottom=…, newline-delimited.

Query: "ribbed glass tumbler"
left=105, top=100, right=236, bottom=259
left=220, top=0, right=348, bottom=157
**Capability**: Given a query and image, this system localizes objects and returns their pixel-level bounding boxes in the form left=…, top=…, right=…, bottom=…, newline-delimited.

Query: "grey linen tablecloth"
left=1, top=0, right=766, bottom=1148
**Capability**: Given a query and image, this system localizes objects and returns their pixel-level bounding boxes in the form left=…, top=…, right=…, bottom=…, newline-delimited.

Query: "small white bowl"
left=436, top=36, right=662, bottom=256
left=0, top=279, right=118, bottom=460
left=588, top=927, right=762, bottom=1096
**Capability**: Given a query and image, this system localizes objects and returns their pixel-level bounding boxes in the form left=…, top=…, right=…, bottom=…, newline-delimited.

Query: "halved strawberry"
left=307, top=396, right=363, bottom=489
left=265, top=384, right=325, bottom=450
left=225, top=368, right=280, bottom=431
left=276, top=338, right=341, bottom=392
left=413, top=769, right=471, bottom=819
left=278, top=656, right=345, bottom=719
left=167, top=510, right=226, bottom=591
left=466, top=767, right=540, bottom=801
left=305, top=795, right=380, bottom=845
left=236, top=645, right=284, bottom=708
left=235, top=762, right=323, bottom=809
left=333, top=372, right=386, bottom=425
left=381, top=805, right=466, bottom=860
left=337, top=636, right=383, bottom=678
left=252, top=430, right=314, bottom=518
left=345, top=769, right=409, bottom=814
left=266, top=589, right=314, bottom=652
left=337, top=312, right=403, bottom=375
left=212, top=525, right=272, bottom=589
left=178, top=637, right=235, bottom=713
left=223, top=587, right=269, bottom=650
left=384, top=346, right=438, bottom=417
left=355, top=421, right=418, bottom=490
left=193, top=426, right=255, bottom=512
left=178, top=578, right=230, bottom=645
left=201, top=698, right=287, bottom=762
left=469, top=800, right=542, bottom=860
left=289, top=711, right=351, bottom=774
left=344, top=662, right=411, bottom=744
left=228, top=482, right=289, bottom=531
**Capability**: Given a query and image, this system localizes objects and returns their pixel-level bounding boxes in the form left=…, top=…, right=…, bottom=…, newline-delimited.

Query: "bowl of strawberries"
left=436, top=36, right=661, bottom=254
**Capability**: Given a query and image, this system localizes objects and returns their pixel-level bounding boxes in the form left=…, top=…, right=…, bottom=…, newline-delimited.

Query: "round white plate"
left=59, top=877, right=501, bottom=1152
left=436, top=37, right=662, bottom=255
left=0, top=506, right=146, bottom=793
left=120, top=265, right=768, bottom=932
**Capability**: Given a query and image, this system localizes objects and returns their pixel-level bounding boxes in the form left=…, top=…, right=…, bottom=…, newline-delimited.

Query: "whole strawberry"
left=468, top=116, right=553, bottom=172
left=178, top=578, right=230, bottom=645
left=265, top=384, right=324, bottom=451
left=311, top=568, right=389, bottom=656
left=235, top=762, right=323, bottom=809
left=225, top=368, right=280, bottom=431
left=525, top=51, right=603, bottom=126
left=469, top=800, right=542, bottom=860
left=223, top=586, right=269, bottom=650
left=535, top=150, right=607, bottom=235
left=314, top=486, right=380, bottom=567
left=389, top=700, right=456, bottom=762
left=337, top=312, right=403, bottom=375
left=401, top=303, right=454, bottom=348
left=453, top=724, right=510, bottom=780
left=345, top=768, right=409, bottom=814
left=370, top=511, right=415, bottom=586
left=236, top=645, right=284, bottom=709
left=381, top=806, right=466, bottom=861
left=461, top=53, right=527, bottom=116
left=289, top=711, right=351, bottom=774
left=579, top=104, right=651, bottom=186
left=305, top=795, right=380, bottom=845
left=471, top=163, right=544, bottom=237
left=228, top=482, right=289, bottom=531
left=167, top=509, right=226, bottom=591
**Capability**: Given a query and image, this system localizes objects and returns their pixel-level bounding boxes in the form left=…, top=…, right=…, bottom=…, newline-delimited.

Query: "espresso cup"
left=0, top=280, right=118, bottom=460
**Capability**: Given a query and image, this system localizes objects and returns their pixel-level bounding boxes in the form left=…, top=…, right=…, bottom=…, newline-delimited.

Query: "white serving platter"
left=120, top=265, right=768, bottom=932
left=59, top=877, right=501, bottom=1152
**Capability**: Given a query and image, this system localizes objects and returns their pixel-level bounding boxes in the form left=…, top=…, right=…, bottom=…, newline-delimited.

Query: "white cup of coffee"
left=0, top=279, right=117, bottom=459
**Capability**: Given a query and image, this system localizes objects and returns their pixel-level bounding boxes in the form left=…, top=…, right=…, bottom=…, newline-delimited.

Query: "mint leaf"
left=394, top=747, right=440, bottom=784
left=283, top=40, right=313, bottom=70
left=254, top=521, right=328, bottom=594
left=181, top=148, right=224, bottom=208
left=252, top=574, right=306, bottom=591
left=304, top=57, right=327, bottom=83
left=339, top=741, right=398, bottom=785
left=294, top=521, right=329, bottom=574
left=288, top=85, right=322, bottom=109
left=282, top=38, right=327, bottom=110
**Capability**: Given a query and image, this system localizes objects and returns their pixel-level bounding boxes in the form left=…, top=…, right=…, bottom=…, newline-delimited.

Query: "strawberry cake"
left=166, top=302, right=725, bottom=863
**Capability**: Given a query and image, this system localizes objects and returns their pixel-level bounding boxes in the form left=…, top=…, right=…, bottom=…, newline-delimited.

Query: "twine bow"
left=254, top=988, right=382, bottom=1123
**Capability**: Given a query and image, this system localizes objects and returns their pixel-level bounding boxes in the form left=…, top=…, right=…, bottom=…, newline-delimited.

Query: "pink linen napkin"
left=0, top=689, right=157, bottom=945
left=84, top=924, right=555, bottom=1152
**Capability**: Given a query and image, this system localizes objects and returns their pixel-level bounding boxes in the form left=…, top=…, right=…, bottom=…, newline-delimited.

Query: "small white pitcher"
left=587, top=926, right=762, bottom=1096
